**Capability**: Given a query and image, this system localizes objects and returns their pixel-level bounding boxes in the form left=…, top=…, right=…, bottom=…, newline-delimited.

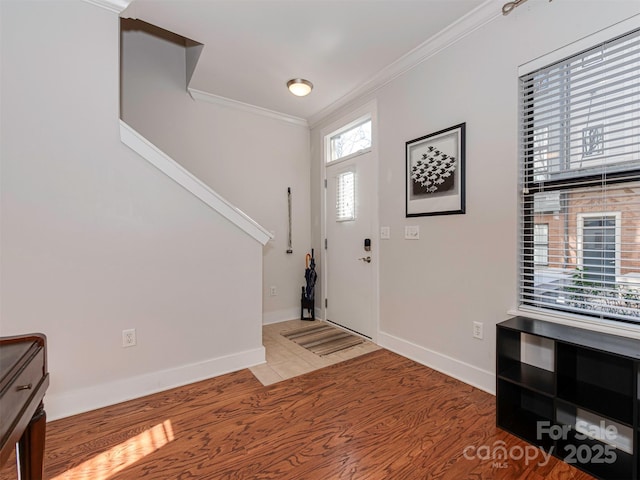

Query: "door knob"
left=358, top=256, right=371, bottom=263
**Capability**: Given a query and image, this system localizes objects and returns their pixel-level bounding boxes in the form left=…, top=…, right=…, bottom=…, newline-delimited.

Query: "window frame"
left=518, top=23, right=640, bottom=325
left=325, top=114, right=372, bottom=166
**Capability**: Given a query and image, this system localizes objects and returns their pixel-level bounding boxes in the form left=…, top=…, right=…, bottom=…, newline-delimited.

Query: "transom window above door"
left=327, top=117, right=372, bottom=163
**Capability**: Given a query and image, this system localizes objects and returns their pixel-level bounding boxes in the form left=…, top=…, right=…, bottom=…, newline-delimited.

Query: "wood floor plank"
left=0, top=349, right=595, bottom=480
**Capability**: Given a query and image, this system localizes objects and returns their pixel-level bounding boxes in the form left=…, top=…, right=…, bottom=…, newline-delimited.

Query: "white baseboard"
left=262, top=307, right=303, bottom=325
left=377, top=331, right=495, bottom=395
left=262, top=306, right=323, bottom=325
left=46, top=346, right=265, bottom=421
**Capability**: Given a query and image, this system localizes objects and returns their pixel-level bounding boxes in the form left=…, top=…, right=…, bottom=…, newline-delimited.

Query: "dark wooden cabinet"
left=0, top=334, right=49, bottom=480
left=497, top=317, right=640, bottom=480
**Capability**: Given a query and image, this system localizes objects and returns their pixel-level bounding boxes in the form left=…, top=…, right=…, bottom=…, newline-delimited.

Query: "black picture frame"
left=405, top=123, right=466, bottom=217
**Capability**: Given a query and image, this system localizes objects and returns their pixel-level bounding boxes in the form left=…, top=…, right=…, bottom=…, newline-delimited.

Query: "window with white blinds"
left=519, top=27, right=640, bottom=323
left=336, top=171, right=355, bottom=222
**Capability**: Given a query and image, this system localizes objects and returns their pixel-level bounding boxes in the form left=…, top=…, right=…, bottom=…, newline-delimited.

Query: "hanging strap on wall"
left=287, top=187, right=293, bottom=254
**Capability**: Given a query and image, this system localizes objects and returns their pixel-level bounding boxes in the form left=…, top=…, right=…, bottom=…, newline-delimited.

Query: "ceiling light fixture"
left=287, top=78, right=313, bottom=97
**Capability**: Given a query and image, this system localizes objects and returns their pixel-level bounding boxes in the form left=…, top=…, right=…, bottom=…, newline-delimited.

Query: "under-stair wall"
left=0, top=0, right=267, bottom=420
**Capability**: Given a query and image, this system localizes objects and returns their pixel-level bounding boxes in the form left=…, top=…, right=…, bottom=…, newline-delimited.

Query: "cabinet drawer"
left=0, top=348, right=44, bottom=444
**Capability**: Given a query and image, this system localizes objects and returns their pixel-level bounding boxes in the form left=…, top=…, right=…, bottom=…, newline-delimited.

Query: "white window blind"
left=519, top=27, right=640, bottom=323
left=533, top=223, right=549, bottom=266
left=336, top=171, right=355, bottom=222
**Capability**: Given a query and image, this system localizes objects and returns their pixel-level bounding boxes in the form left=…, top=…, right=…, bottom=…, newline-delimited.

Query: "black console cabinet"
left=497, top=316, right=640, bottom=480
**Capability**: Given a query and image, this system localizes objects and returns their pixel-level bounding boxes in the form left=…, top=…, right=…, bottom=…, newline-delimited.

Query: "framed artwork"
left=405, top=123, right=466, bottom=217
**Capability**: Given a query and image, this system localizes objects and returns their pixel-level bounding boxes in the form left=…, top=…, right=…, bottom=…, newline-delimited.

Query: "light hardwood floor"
left=0, top=330, right=595, bottom=480
left=250, top=319, right=381, bottom=385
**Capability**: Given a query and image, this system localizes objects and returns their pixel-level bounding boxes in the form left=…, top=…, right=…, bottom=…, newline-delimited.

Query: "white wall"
left=0, top=0, right=265, bottom=420
left=311, top=0, right=640, bottom=393
left=120, top=23, right=312, bottom=324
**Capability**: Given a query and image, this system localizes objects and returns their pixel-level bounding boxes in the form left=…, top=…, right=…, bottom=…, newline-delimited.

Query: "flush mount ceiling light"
left=287, top=78, right=313, bottom=97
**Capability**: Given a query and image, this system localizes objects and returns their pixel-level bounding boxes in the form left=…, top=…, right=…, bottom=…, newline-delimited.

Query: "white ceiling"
left=121, top=0, right=491, bottom=123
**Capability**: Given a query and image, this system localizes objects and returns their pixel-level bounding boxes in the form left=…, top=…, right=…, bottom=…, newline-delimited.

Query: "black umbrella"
left=301, top=249, right=317, bottom=320
left=305, top=250, right=317, bottom=300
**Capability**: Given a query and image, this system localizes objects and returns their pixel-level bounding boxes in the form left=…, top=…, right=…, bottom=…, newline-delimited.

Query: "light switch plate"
left=380, top=226, right=390, bottom=239
left=404, top=225, right=419, bottom=240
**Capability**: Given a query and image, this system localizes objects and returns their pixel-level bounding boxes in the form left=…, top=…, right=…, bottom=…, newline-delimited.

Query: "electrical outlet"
left=122, top=328, right=137, bottom=347
left=270, top=286, right=277, bottom=296
left=473, top=322, right=483, bottom=340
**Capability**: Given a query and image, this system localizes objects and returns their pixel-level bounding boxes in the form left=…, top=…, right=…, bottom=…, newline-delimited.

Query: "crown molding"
left=188, top=88, right=309, bottom=128
left=91, top=0, right=500, bottom=128
left=81, top=0, right=132, bottom=14
left=308, top=0, right=501, bottom=128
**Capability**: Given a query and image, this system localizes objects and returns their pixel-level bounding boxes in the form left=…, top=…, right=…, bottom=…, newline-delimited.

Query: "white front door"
left=324, top=114, right=377, bottom=338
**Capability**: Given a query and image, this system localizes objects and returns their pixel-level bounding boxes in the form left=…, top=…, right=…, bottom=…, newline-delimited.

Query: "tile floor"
left=249, top=319, right=381, bottom=385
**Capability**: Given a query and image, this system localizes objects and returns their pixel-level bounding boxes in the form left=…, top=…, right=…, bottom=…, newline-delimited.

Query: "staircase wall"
left=0, top=0, right=265, bottom=420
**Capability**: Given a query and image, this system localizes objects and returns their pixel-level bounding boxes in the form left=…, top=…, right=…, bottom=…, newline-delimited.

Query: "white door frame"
left=320, top=100, right=379, bottom=342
